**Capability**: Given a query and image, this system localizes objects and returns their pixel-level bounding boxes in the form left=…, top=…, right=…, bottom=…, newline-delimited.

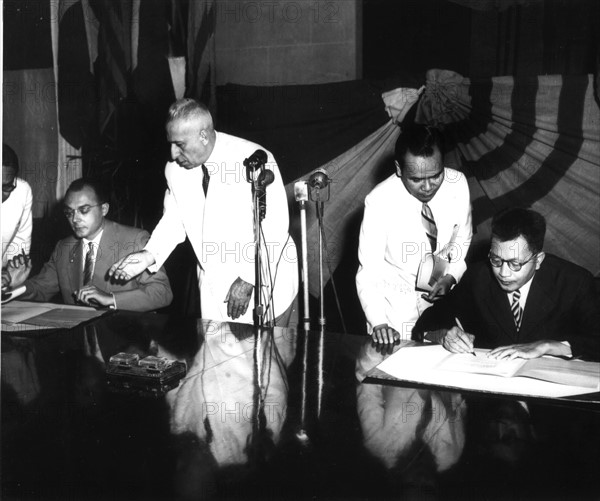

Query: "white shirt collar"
left=83, top=229, right=103, bottom=249
left=507, top=274, right=534, bottom=308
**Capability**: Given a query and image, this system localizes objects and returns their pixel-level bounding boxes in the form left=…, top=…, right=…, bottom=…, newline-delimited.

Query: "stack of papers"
left=373, top=345, right=600, bottom=398
left=1, top=301, right=107, bottom=332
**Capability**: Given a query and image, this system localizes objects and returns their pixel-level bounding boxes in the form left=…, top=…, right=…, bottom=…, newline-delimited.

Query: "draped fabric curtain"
left=415, top=69, right=600, bottom=276
left=285, top=121, right=400, bottom=297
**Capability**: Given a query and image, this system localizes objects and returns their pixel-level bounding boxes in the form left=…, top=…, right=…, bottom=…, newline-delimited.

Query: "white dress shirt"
left=81, top=230, right=103, bottom=277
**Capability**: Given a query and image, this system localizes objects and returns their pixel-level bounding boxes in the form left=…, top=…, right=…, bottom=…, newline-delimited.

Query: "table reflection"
left=356, top=339, right=466, bottom=496
left=160, top=321, right=296, bottom=466
left=2, top=310, right=599, bottom=500
left=356, top=338, right=600, bottom=500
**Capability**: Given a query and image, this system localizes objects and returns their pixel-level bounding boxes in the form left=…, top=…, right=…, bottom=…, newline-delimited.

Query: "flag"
left=185, top=0, right=216, bottom=114
left=89, top=0, right=133, bottom=134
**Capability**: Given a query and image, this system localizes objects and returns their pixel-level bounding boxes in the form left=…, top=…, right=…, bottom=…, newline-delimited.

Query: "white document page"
left=375, top=345, right=599, bottom=398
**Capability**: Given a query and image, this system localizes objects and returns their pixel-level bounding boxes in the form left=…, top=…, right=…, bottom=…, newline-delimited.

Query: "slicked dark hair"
left=491, top=207, right=546, bottom=254
left=65, top=178, right=109, bottom=204
left=394, top=124, right=443, bottom=170
left=3, top=144, right=19, bottom=172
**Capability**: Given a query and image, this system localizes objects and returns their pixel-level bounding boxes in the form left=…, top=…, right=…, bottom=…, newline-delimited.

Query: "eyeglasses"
left=488, top=252, right=536, bottom=272
left=63, top=204, right=102, bottom=218
left=2, top=178, right=17, bottom=193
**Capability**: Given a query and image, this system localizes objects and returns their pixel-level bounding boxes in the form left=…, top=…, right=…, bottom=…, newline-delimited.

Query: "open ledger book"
left=373, top=344, right=600, bottom=398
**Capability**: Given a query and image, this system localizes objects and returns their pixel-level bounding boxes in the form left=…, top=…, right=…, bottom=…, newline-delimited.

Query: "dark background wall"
left=363, top=0, right=598, bottom=81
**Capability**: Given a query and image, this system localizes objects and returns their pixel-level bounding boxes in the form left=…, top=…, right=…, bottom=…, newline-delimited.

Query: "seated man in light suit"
left=413, top=207, right=599, bottom=361
left=5, top=178, right=173, bottom=312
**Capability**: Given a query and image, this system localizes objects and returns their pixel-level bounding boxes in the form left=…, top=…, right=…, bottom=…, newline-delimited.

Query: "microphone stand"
left=294, top=182, right=311, bottom=332
left=317, top=203, right=325, bottom=329
left=312, top=182, right=330, bottom=421
left=244, top=151, right=269, bottom=328
left=244, top=152, right=269, bottom=460
left=310, top=183, right=330, bottom=330
left=292, top=172, right=331, bottom=443
left=252, top=174, right=266, bottom=328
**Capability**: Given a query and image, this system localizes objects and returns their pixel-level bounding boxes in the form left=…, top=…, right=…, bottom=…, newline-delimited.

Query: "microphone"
left=256, top=169, right=275, bottom=220
left=243, top=149, right=268, bottom=172
left=308, top=168, right=330, bottom=189
left=308, top=168, right=331, bottom=202
left=257, top=168, right=275, bottom=187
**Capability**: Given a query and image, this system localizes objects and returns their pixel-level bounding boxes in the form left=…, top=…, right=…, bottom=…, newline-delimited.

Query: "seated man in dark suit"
left=5, top=178, right=173, bottom=312
left=414, top=207, right=599, bottom=361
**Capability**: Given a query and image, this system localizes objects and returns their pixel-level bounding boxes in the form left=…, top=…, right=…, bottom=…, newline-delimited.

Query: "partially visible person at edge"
left=2, top=143, right=33, bottom=289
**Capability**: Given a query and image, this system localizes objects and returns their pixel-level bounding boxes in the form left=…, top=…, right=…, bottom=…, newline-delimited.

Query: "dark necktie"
left=83, top=242, right=95, bottom=285
left=202, top=164, right=210, bottom=196
left=511, top=289, right=523, bottom=330
left=421, top=203, right=438, bottom=253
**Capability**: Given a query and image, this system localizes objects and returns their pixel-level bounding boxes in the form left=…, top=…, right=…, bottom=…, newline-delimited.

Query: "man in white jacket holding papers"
left=356, top=124, right=472, bottom=343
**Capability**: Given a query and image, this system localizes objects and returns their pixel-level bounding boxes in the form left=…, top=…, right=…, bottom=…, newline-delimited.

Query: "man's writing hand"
left=442, top=326, right=475, bottom=354
left=74, top=285, right=114, bottom=308
left=371, top=323, right=400, bottom=344
left=225, top=277, right=253, bottom=320
left=108, top=250, right=155, bottom=282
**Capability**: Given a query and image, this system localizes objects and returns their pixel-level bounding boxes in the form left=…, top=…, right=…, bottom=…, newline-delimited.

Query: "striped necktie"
left=511, top=289, right=523, bottom=330
left=83, top=242, right=95, bottom=285
left=421, top=203, right=438, bottom=253
left=202, top=164, right=210, bottom=196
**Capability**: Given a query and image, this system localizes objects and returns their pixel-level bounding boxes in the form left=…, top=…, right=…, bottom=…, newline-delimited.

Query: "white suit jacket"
left=145, top=131, right=298, bottom=324
left=2, top=178, right=33, bottom=267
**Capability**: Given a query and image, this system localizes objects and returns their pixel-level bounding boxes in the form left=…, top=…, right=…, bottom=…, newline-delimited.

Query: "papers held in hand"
left=416, top=224, right=459, bottom=292
left=1, top=285, right=26, bottom=305
left=416, top=253, right=450, bottom=292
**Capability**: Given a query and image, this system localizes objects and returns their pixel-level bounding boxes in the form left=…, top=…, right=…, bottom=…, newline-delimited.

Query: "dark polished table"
left=2, top=309, right=599, bottom=500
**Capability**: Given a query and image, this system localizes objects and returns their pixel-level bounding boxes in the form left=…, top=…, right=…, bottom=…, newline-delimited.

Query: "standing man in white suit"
left=109, top=98, right=298, bottom=326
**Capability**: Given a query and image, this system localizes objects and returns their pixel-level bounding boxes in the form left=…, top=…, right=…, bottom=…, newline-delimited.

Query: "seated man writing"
left=413, top=207, right=599, bottom=361
left=4, top=178, right=173, bottom=312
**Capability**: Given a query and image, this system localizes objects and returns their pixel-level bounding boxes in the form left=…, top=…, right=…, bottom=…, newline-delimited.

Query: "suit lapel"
left=95, top=220, right=115, bottom=286
left=519, top=269, right=554, bottom=338
left=481, top=271, right=519, bottom=342
left=67, top=239, right=84, bottom=291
